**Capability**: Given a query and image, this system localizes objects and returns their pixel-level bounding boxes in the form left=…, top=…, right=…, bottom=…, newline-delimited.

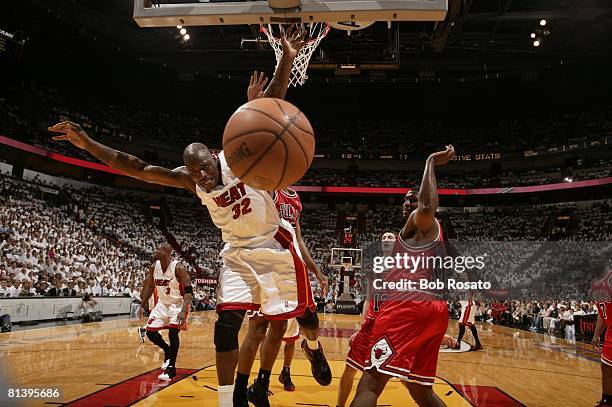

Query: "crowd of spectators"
left=448, top=298, right=599, bottom=337
left=164, top=196, right=223, bottom=276
left=0, top=175, right=147, bottom=304
left=0, top=166, right=609, bottom=338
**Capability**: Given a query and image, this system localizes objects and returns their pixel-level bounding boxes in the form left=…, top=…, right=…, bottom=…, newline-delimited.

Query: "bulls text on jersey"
left=278, top=203, right=298, bottom=225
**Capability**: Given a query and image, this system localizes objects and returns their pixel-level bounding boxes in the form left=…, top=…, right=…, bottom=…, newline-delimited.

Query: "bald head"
left=159, top=243, right=173, bottom=254
left=183, top=143, right=220, bottom=192
left=183, top=143, right=211, bottom=165
left=154, top=243, right=173, bottom=262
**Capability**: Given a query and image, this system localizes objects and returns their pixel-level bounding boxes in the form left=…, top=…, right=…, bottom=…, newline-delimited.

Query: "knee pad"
left=296, top=309, right=319, bottom=331
left=214, top=310, right=245, bottom=353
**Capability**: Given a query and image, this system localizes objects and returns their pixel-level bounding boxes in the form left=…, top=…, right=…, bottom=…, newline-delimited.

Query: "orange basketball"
left=222, top=98, right=315, bottom=191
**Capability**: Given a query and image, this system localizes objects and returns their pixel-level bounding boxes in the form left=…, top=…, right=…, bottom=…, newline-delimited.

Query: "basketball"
left=222, top=98, right=315, bottom=191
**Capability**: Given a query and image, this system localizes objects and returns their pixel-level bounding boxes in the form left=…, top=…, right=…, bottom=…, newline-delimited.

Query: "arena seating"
left=0, top=168, right=609, bottom=331
left=2, top=83, right=611, bottom=163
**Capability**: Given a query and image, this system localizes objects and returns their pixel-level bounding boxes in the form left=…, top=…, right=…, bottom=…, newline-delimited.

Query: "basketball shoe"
left=301, top=340, right=332, bottom=386
left=246, top=380, right=271, bottom=407
left=278, top=367, right=296, bottom=391
left=138, top=326, right=146, bottom=343
left=158, top=366, right=176, bottom=381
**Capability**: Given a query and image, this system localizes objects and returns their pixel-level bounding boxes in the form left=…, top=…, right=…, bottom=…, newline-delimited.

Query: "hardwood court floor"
left=0, top=312, right=601, bottom=406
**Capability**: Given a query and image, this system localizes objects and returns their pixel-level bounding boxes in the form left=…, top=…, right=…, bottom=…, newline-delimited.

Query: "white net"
left=260, top=23, right=330, bottom=87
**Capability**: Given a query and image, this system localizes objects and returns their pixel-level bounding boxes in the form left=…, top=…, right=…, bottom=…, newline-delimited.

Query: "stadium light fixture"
left=540, top=19, right=547, bottom=26
left=180, top=28, right=187, bottom=35
left=183, top=34, right=190, bottom=41
left=533, top=40, right=540, bottom=47
left=530, top=33, right=536, bottom=39
left=177, top=25, right=183, bottom=29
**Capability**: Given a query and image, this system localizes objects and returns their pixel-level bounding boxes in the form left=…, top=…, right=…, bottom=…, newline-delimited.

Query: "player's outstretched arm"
left=403, top=145, right=455, bottom=237
left=139, top=265, right=155, bottom=318
left=263, top=25, right=306, bottom=99
left=175, top=264, right=193, bottom=326
left=48, top=121, right=194, bottom=192
left=295, top=217, right=329, bottom=295
left=593, top=311, right=605, bottom=350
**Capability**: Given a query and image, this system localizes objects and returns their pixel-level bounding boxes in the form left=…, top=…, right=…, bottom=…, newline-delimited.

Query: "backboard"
left=331, top=248, right=362, bottom=268
left=133, top=0, right=447, bottom=27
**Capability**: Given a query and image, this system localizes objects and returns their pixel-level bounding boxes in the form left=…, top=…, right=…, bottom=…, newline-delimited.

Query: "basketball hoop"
left=260, top=23, right=330, bottom=87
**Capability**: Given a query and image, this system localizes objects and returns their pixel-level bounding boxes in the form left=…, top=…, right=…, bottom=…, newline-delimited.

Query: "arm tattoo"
left=265, top=57, right=292, bottom=99
left=116, top=151, right=147, bottom=172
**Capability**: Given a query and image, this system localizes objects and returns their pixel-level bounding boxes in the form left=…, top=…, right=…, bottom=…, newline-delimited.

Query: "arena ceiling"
left=2, top=0, right=612, bottom=118
left=5, top=0, right=612, bottom=77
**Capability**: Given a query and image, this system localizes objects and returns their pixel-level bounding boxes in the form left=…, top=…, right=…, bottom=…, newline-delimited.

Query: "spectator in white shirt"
left=15, top=268, right=27, bottom=282
left=7, top=281, right=20, bottom=297
left=19, top=280, right=36, bottom=296
left=0, top=280, right=9, bottom=296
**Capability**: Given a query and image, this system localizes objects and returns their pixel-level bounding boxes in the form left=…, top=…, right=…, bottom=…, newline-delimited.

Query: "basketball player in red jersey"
left=139, top=244, right=192, bottom=380
left=235, top=187, right=330, bottom=402
left=49, top=28, right=330, bottom=407
left=351, top=145, right=455, bottom=407
left=336, top=231, right=396, bottom=407
left=591, top=245, right=612, bottom=407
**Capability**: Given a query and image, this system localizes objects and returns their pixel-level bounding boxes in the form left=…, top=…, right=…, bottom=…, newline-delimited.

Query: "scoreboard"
left=0, top=29, right=26, bottom=61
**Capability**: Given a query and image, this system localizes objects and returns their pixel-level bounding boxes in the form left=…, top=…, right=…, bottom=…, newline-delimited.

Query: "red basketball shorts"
left=364, top=300, right=448, bottom=385
left=346, top=316, right=376, bottom=371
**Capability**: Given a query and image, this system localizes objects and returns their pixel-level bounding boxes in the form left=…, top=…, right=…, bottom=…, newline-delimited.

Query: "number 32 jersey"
left=196, top=151, right=281, bottom=248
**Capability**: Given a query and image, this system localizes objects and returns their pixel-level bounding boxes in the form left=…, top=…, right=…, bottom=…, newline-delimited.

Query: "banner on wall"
left=195, top=278, right=218, bottom=286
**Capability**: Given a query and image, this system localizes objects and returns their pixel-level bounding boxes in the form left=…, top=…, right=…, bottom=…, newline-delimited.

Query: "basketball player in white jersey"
left=455, top=293, right=482, bottom=351
left=234, top=186, right=330, bottom=403
left=139, top=244, right=192, bottom=380
left=49, top=27, right=330, bottom=407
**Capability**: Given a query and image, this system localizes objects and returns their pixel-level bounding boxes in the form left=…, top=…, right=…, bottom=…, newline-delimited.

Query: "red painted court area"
left=64, top=368, right=199, bottom=407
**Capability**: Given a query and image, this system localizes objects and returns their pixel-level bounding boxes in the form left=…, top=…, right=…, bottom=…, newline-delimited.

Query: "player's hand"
left=280, top=24, right=306, bottom=59
left=592, top=335, right=601, bottom=351
left=47, top=121, right=91, bottom=150
left=138, top=306, right=145, bottom=319
left=247, top=71, right=269, bottom=101
left=317, top=273, right=329, bottom=296
left=429, top=145, right=455, bottom=166
left=441, top=334, right=458, bottom=349
left=178, top=309, right=187, bottom=326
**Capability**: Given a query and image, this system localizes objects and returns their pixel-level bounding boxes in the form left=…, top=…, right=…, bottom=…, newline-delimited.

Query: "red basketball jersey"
left=592, top=270, right=612, bottom=303
left=371, top=219, right=445, bottom=309
left=386, top=219, right=445, bottom=299
left=274, top=188, right=302, bottom=227
left=597, top=301, right=612, bottom=328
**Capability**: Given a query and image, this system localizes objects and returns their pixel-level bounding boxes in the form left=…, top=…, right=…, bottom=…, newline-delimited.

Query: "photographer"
left=80, top=294, right=102, bottom=322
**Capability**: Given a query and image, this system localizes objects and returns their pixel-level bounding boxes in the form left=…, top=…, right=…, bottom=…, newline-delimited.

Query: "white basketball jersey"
left=196, top=151, right=281, bottom=248
left=153, top=260, right=183, bottom=307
